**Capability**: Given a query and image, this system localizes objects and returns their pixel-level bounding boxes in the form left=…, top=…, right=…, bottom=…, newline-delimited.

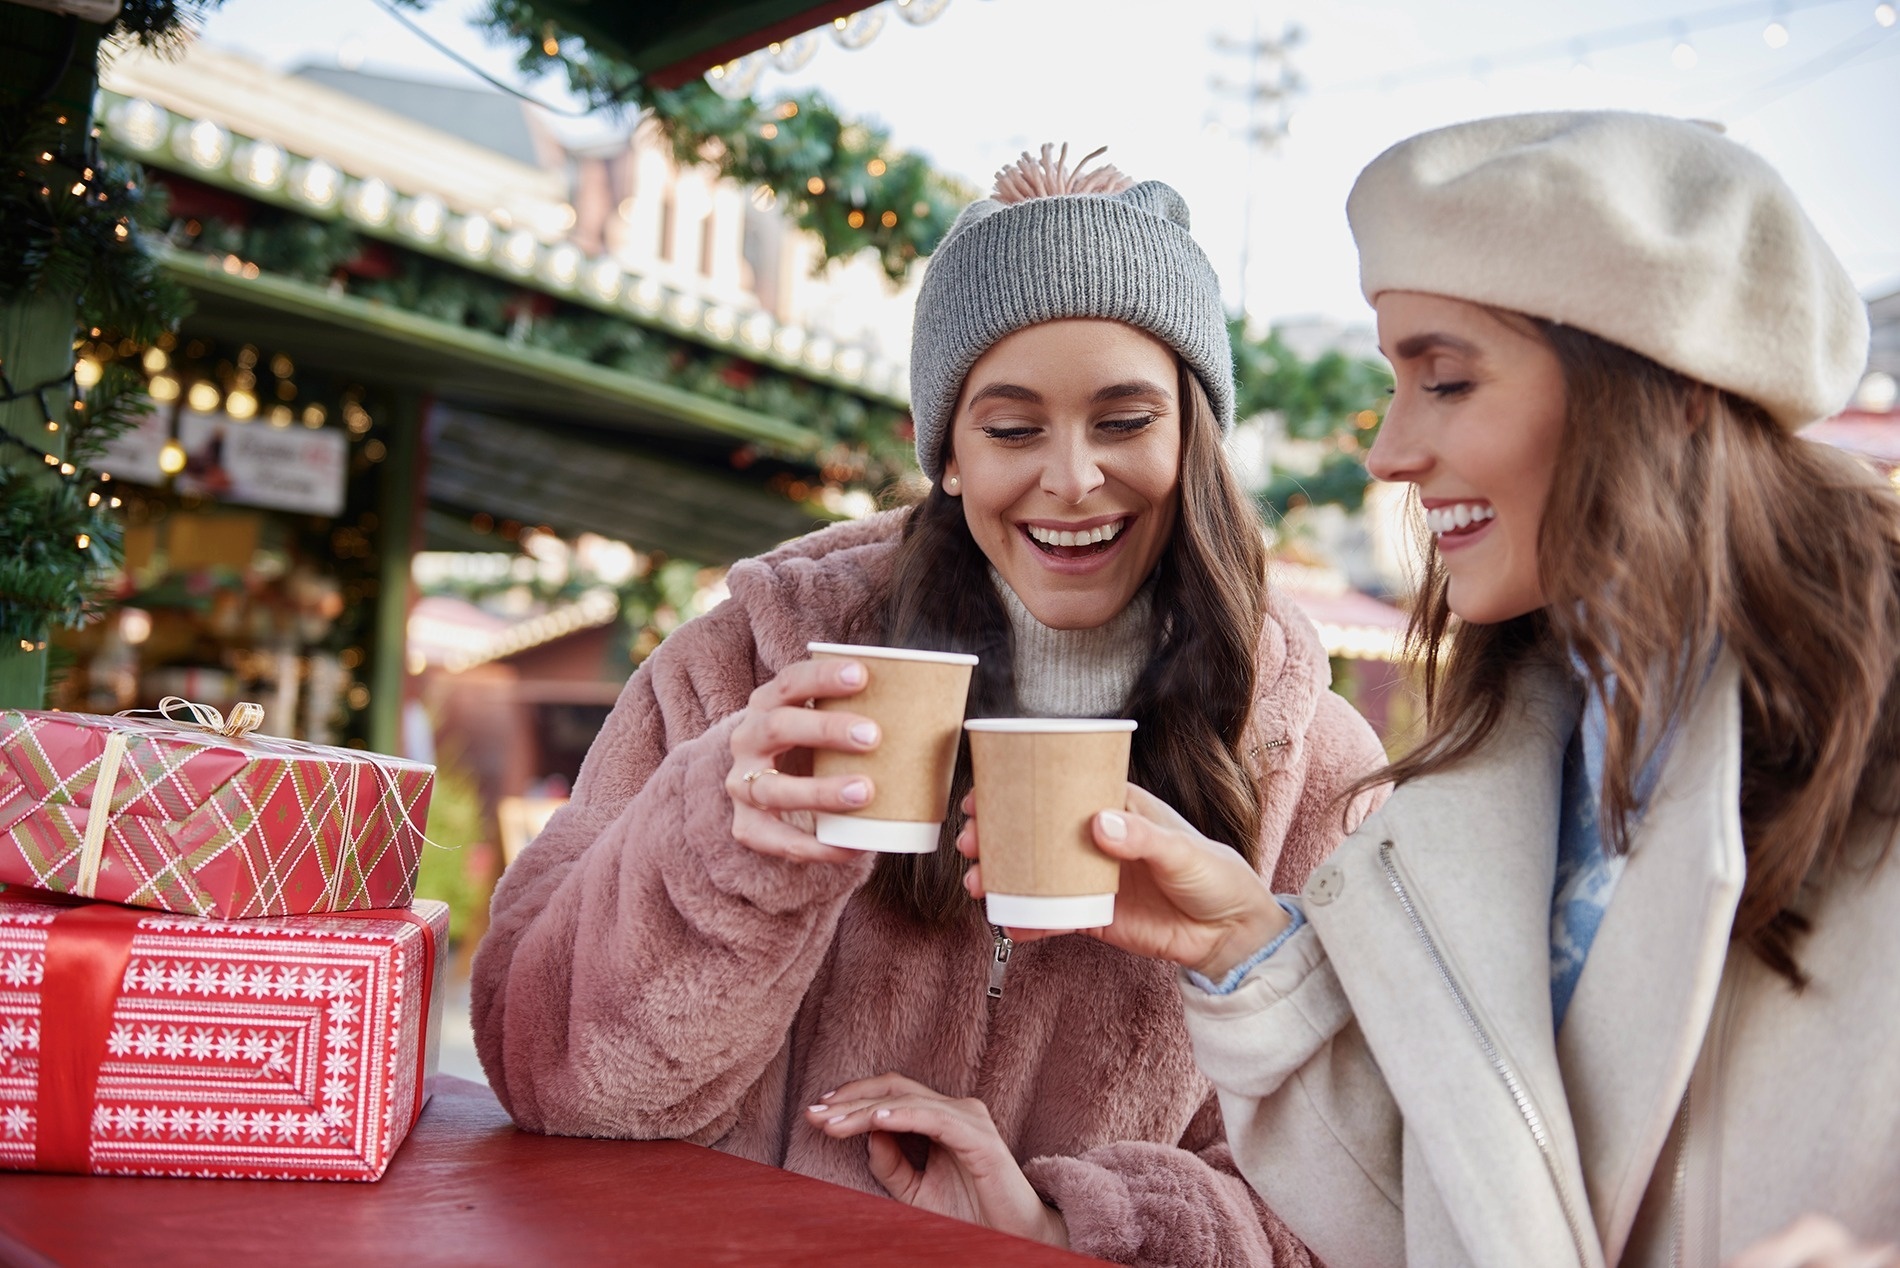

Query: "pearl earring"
left=944, top=475, right=961, bottom=493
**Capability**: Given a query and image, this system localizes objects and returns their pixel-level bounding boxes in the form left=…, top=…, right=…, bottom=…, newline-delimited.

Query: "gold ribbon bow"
left=138, top=696, right=267, bottom=740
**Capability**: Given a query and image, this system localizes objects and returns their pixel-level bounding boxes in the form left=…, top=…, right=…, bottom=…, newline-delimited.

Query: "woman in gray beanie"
left=963, top=113, right=1900, bottom=1265
left=472, top=145, right=1383, bottom=1265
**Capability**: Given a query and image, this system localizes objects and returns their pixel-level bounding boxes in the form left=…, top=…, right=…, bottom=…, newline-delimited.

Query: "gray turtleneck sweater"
left=991, top=568, right=1153, bottom=718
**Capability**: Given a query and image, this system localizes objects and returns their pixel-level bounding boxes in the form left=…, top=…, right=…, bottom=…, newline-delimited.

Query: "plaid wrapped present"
left=0, top=890, right=447, bottom=1180
left=0, top=702, right=432, bottom=918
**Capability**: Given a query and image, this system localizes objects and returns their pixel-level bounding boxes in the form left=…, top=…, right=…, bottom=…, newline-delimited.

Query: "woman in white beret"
left=961, top=112, right=1900, bottom=1266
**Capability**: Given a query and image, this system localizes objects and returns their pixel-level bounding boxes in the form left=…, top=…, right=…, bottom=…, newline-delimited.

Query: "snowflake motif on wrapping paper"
left=5, top=1105, right=35, bottom=1138
left=0, top=1016, right=35, bottom=1059
left=0, top=951, right=39, bottom=987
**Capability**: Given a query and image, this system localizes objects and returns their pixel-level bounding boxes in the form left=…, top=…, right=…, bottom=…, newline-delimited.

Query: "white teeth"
left=1426, top=503, right=1495, bottom=535
left=1027, top=519, right=1126, bottom=547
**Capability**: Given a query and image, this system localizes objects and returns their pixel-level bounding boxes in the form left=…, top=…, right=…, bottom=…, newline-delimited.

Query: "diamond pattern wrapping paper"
left=0, top=892, right=448, bottom=1180
left=0, top=709, right=433, bottom=918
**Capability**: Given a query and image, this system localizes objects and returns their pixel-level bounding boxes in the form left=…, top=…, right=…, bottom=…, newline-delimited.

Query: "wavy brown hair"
left=860, top=361, right=1269, bottom=925
left=1379, top=319, right=1900, bottom=983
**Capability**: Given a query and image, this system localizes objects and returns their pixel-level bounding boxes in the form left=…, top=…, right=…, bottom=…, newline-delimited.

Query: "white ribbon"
left=74, top=732, right=128, bottom=899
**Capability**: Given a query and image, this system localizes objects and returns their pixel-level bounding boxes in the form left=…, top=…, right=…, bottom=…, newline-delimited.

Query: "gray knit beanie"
left=909, top=180, right=1234, bottom=478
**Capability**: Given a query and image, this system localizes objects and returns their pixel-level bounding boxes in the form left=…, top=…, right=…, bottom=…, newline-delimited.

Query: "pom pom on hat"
left=1347, top=110, right=1870, bottom=430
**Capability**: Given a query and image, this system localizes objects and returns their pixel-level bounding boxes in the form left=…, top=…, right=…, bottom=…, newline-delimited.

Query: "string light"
left=75, top=534, right=91, bottom=550
left=158, top=439, right=187, bottom=475
left=1878, top=3, right=1897, bottom=25
left=807, top=176, right=826, bottom=194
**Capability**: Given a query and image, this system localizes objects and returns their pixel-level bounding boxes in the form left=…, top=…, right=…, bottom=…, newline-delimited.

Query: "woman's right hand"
left=958, top=783, right=1291, bottom=980
left=726, top=657, right=882, bottom=864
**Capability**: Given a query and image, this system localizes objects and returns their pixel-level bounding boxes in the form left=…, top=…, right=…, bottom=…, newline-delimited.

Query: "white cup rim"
left=964, top=718, right=1138, bottom=733
left=807, top=641, right=978, bottom=666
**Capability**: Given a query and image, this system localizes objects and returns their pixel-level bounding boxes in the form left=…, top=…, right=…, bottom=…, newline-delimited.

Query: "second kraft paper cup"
left=965, top=718, right=1137, bottom=928
left=808, top=642, right=977, bottom=853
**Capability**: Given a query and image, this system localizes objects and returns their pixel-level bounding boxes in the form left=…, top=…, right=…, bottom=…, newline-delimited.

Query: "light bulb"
left=158, top=439, right=187, bottom=475
left=186, top=380, right=221, bottom=412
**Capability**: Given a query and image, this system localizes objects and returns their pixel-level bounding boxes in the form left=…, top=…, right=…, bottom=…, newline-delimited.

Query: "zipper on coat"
left=1669, top=1093, right=1691, bottom=1268
left=987, top=926, right=1013, bottom=1001
left=1377, top=840, right=1593, bottom=1268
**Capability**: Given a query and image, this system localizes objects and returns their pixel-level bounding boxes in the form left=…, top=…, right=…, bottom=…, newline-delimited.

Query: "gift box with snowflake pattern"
left=0, top=890, right=446, bottom=1180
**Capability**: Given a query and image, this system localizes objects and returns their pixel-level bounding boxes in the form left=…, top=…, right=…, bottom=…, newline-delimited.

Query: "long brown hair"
left=862, top=360, right=1269, bottom=925
left=1380, top=319, right=1900, bottom=983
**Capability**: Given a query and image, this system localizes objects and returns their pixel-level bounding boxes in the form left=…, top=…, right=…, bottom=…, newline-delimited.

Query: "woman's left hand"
left=1726, top=1214, right=1898, bottom=1268
left=805, top=1073, right=1068, bottom=1248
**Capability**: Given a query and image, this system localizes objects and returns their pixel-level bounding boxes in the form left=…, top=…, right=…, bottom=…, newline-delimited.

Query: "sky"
left=194, top=0, right=1900, bottom=330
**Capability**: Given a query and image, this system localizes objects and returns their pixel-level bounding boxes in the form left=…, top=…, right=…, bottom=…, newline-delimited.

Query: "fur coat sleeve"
left=468, top=588, right=875, bottom=1138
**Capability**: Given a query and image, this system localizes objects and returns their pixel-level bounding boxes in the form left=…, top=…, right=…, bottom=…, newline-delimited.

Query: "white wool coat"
left=1184, top=652, right=1900, bottom=1266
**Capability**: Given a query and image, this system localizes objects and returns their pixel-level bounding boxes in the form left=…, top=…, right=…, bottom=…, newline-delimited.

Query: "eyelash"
left=979, top=414, right=1159, bottom=442
left=1424, top=381, right=1473, bottom=398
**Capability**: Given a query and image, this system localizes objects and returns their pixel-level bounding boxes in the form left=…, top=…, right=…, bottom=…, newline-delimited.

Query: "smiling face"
left=943, top=319, right=1183, bottom=630
left=1366, top=292, right=1569, bottom=626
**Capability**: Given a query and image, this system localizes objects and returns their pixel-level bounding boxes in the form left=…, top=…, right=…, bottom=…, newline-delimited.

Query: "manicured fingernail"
left=850, top=722, right=878, bottom=746
left=842, top=779, right=871, bottom=806
left=807, top=1104, right=828, bottom=1113
left=1098, top=810, right=1127, bottom=842
left=874, top=1109, right=892, bottom=1119
left=840, top=663, right=866, bottom=686
left=827, top=1114, right=847, bottom=1124
left=819, top=1090, right=837, bottom=1100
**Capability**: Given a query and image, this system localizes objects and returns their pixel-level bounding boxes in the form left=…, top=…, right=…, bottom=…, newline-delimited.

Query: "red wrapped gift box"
left=0, top=891, right=447, bottom=1180
left=0, top=706, right=432, bottom=918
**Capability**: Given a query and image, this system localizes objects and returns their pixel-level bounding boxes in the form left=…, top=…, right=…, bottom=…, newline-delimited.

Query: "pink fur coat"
left=471, top=511, right=1386, bottom=1266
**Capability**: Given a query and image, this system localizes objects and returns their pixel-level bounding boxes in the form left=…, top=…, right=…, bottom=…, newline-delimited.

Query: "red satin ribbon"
left=36, top=905, right=138, bottom=1174
left=24, top=896, right=440, bottom=1174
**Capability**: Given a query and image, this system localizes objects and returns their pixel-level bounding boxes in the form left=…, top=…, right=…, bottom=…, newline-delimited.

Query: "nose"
left=1365, top=394, right=1430, bottom=487
left=1041, top=431, right=1106, bottom=505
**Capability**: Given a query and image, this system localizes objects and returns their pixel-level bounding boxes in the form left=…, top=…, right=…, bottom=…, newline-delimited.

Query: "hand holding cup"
left=726, top=656, right=884, bottom=865
left=959, top=783, right=1290, bottom=980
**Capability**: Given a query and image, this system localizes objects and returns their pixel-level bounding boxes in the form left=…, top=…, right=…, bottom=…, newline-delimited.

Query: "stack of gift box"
left=0, top=700, right=444, bottom=1181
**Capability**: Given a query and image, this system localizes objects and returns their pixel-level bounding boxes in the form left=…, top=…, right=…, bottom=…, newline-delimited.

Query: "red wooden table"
left=0, top=1077, right=1098, bottom=1266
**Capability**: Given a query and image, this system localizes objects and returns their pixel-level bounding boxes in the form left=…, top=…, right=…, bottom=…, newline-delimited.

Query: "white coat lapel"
left=1556, top=653, right=1746, bottom=1265
left=1311, top=662, right=1605, bottom=1267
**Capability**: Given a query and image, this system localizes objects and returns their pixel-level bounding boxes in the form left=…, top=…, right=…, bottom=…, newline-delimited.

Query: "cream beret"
left=1348, top=111, right=1870, bottom=430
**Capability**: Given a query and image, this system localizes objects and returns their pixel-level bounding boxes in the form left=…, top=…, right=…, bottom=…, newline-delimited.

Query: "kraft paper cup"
left=808, top=642, right=978, bottom=853
left=965, top=718, right=1137, bottom=928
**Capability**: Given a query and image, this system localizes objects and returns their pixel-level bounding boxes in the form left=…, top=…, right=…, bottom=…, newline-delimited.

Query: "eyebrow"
left=1389, top=332, right=1482, bottom=361
left=965, top=379, right=1174, bottom=408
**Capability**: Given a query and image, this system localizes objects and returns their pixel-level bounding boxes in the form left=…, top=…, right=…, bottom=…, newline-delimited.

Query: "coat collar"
left=1556, top=652, right=1745, bottom=1263
left=1308, top=653, right=1745, bottom=1265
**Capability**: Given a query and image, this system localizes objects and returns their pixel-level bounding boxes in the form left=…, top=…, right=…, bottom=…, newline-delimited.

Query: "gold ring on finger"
left=741, top=766, right=780, bottom=806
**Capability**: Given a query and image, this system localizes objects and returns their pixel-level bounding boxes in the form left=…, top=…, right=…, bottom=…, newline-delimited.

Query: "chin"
left=1014, top=587, right=1130, bottom=631
left=1446, top=584, right=1545, bottom=626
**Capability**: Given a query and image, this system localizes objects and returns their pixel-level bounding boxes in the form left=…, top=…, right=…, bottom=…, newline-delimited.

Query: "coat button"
left=1307, top=863, right=1344, bottom=906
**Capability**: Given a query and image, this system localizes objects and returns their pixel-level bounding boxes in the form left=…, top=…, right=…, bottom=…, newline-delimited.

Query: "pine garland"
left=0, top=96, right=188, bottom=647
left=470, top=0, right=976, bottom=283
